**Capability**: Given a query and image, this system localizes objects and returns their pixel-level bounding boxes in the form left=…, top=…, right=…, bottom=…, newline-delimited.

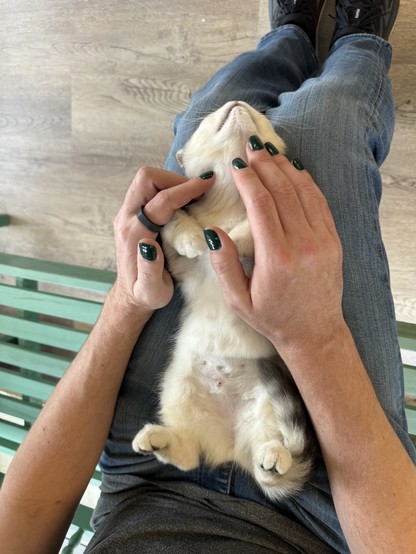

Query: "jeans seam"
left=367, top=41, right=394, bottom=166
left=366, top=41, right=385, bottom=129
left=226, top=462, right=235, bottom=495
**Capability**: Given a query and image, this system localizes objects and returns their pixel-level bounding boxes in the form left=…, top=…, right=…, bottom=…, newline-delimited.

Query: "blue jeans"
left=98, top=26, right=416, bottom=553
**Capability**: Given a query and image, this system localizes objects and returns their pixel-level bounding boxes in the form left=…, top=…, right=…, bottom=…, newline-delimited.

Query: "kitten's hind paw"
left=132, top=423, right=200, bottom=470
left=132, top=423, right=169, bottom=454
left=255, top=440, right=293, bottom=481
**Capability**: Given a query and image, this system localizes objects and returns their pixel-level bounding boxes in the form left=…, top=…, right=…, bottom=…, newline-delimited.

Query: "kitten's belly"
left=180, top=310, right=273, bottom=360
left=188, top=354, right=261, bottom=463
left=174, top=250, right=272, bottom=359
left=193, top=354, right=260, bottom=397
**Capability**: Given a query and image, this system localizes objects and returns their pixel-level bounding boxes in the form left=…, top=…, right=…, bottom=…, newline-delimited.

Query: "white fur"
left=132, top=102, right=312, bottom=500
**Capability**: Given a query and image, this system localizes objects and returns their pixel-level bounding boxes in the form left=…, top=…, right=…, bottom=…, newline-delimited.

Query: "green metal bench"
left=0, top=214, right=415, bottom=550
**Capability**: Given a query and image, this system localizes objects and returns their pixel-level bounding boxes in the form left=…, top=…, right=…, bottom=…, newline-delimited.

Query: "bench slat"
left=1, top=369, right=55, bottom=401
left=0, top=253, right=115, bottom=292
left=398, top=321, right=416, bottom=351
left=0, top=420, right=28, bottom=446
left=73, top=504, right=94, bottom=532
left=404, top=365, right=416, bottom=396
left=0, top=284, right=103, bottom=324
left=0, top=395, right=42, bottom=424
left=0, top=342, right=71, bottom=378
left=0, top=314, right=88, bottom=352
left=406, top=408, right=416, bottom=435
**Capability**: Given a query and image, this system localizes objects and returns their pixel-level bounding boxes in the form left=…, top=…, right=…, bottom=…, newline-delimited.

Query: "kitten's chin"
left=216, top=101, right=239, bottom=132
left=221, top=127, right=258, bottom=146
left=217, top=102, right=257, bottom=139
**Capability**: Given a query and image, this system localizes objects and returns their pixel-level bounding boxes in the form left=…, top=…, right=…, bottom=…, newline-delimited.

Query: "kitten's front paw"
left=175, top=229, right=207, bottom=258
left=162, top=212, right=206, bottom=258
left=255, top=440, right=293, bottom=482
left=132, top=423, right=200, bottom=470
left=228, top=223, right=254, bottom=257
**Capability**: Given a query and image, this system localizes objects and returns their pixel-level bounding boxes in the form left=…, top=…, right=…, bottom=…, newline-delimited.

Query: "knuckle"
left=113, top=212, right=122, bottom=231
left=118, top=226, right=131, bottom=245
left=273, top=248, right=289, bottom=267
left=136, top=165, right=153, bottom=181
left=301, top=238, right=319, bottom=259
left=154, top=188, right=172, bottom=205
left=275, top=155, right=301, bottom=174
left=226, top=296, right=242, bottom=314
left=139, top=269, right=156, bottom=283
left=211, top=256, right=233, bottom=276
left=248, top=191, right=272, bottom=212
left=273, top=154, right=290, bottom=168
left=113, top=213, right=124, bottom=234
left=331, top=237, right=343, bottom=261
left=271, top=177, right=295, bottom=197
left=113, top=215, right=131, bottom=243
left=320, top=196, right=330, bottom=211
left=296, top=178, right=316, bottom=195
left=146, top=190, right=172, bottom=222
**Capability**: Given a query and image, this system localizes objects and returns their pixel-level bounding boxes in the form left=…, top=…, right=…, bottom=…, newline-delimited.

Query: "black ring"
left=136, top=206, right=164, bottom=233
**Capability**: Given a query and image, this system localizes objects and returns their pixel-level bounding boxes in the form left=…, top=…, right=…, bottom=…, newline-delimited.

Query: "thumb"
left=204, top=227, right=251, bottom=315
left=134, top=239, right=174, bottom=309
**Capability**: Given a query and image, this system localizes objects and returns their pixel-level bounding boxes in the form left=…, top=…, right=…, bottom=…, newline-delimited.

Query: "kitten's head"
left=176, top=101, right=286, bottom=189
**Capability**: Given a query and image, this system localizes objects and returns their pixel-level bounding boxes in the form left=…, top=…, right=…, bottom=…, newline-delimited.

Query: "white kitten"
left=132, top=101, right=315, bottom=500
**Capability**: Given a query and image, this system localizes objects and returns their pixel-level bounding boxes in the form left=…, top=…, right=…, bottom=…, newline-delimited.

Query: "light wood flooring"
left=0, top=0, right=415, bottom=322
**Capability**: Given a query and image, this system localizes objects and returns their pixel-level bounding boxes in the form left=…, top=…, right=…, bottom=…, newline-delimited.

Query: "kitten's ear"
left=176, top=149, right=184, bottom=168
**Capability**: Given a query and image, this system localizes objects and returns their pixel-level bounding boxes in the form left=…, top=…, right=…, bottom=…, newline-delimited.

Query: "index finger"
left=231, top=158, right=285, bottom=253
left=246, top=148, right=309, bottom=235
left=121, top=166, right=191, bottom=216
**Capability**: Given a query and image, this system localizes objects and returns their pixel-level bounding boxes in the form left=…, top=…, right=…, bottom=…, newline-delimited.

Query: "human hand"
left=206, top=140, right=344, bottom=351
left=111, top=166, right=214, bottom=318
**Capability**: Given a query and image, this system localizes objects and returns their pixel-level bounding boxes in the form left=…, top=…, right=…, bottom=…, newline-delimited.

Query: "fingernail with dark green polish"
left=292, top=158, right=305, bottom=170
left=265, top=142, right=279, bottom=156
left=199, top=170, right=214, bottom=180
left=139, top=242, right=157, bottom=261
left=232, top=157, right=248, bottom=170
left=204, top=229, right=222, bottom=251
left=248, top=135, right=264, bottom=151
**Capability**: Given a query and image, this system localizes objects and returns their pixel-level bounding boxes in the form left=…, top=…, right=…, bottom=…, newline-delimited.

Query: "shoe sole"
left=317, top=0, right=328, bottom=29
left=386, top=0, right=400, bottom=41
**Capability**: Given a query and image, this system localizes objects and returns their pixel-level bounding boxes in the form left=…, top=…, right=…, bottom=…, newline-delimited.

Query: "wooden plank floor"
left=1, top=0, right=415, bottom=322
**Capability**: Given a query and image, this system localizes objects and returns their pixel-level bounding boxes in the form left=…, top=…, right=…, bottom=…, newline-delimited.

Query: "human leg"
left=254, top=32, right=416, bottom=552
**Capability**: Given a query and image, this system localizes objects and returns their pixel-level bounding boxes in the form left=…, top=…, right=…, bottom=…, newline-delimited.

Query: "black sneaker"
left=331, top=0, right=400, bottom=46
left=269, top=0, right=327, bottom=46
